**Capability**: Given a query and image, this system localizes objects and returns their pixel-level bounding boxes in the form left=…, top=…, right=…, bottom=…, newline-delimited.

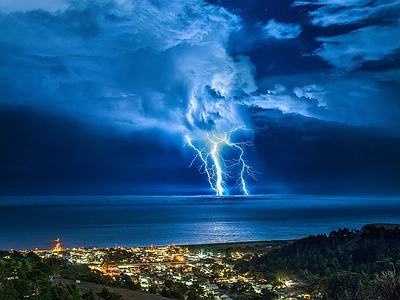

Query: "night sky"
left=1, top=0, right=400, bottom=196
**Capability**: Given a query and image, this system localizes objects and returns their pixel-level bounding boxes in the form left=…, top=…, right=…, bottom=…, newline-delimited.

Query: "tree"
left=52, top=282, right=75, bottom=300
left=97, top=287, right=122, bottom=300
left=319, top=271, right=371, bottom=300
left=82, top=289, right=97, bottom=300
left=372, top=270, right=400, bottom=299
left=148, top=283, right=158, bottom=294
left=66, top=284, right=81, bottom=300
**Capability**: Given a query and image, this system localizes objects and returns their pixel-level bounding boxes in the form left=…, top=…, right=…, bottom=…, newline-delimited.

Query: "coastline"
left=6, top=239, right=297, bottom=253
left=2, top=195, right=400, bottom=251
left=10, top=222, right=400, bottom=252
left=183, top=239, right=296, bottom=252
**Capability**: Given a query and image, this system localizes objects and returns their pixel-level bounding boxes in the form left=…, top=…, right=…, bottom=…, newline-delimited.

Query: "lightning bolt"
left=185, top=126, right=257, bottom=196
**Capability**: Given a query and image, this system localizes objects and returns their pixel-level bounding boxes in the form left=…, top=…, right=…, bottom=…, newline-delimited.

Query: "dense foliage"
left=0, top=251, right=121, bottom=300
left=236, top=225, right=400, bottom=299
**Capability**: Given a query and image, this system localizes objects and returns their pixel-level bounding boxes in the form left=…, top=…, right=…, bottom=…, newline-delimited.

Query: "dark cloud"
left=0, top=0, right=399, bottom=195
left=251, top=110, right=400, bottom=195
left=0, top=106, right=204, bottom=195
left=3, top=106, right=399, bottom=196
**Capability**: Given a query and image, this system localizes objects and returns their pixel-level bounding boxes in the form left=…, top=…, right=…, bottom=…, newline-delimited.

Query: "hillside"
left=234, top=224, right=400, bottom=299
left=54, top=279, right=168, bottom=300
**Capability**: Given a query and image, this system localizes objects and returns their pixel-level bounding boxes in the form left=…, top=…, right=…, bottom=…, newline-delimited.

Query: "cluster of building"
left=30, top=240, right=309, bottom=299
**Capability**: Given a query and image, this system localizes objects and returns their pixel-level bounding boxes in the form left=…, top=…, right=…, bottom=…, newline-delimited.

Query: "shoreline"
left=7, top=223, right=399, bottom=252
left=183, top=239, right=296, bottom=251
left=5, top=239, right=298, bottom=252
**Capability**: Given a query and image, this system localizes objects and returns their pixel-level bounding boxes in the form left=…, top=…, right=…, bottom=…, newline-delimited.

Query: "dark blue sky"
left=1, top=0, right=400, bottom=195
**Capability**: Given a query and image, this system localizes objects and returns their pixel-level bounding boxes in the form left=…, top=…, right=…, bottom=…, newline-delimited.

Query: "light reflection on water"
left=0, top=195, right=399, bottom=250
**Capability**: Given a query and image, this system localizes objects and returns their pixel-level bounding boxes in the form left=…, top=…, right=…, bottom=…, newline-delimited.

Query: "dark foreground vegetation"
left=234, top=224, right=400, bottom=299
left=0, top=251, right=136, bottom=300
left=1, top=224, right=400, bottom=299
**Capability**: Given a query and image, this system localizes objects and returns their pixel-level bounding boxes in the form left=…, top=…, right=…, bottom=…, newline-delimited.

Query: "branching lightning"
left=185, top=126, right=257, bottom=196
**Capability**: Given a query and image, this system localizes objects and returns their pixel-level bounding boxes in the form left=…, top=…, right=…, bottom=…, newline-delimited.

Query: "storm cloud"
left=1, top=0, right=400, bottom=195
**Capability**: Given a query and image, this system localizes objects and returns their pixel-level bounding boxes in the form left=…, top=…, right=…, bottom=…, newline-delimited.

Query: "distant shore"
left=7, top=223, right=400, bottom=252
left=183, top=239, right=296, bottom=252
left=5, top=239, right=297, bottom=252
left=3, top=195, right=400, bottom=252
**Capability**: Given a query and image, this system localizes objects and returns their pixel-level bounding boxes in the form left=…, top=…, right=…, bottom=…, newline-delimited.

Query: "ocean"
left=0, top=195, right=399, bottom=250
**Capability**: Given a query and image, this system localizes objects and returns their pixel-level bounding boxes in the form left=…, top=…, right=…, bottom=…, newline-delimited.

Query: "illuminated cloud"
left=244, top=84, right=323, bottom=119
left=262, top=19, right=301, bottom=39
left=1, top=0, right=400, bottom=195
left=316, top=22, right=400, bottom=70
left=292, top=0, right=400, bottom=27
left=1, top=0, right=396, bottom=136
left=0, top=0, right=246, bottom=135
left=248, top=70, right=400, bottom=131
left=0, top=0, right=68, bottom=13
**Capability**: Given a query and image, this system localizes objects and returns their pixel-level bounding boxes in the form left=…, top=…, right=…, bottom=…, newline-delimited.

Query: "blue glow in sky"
left=0, top=0, right=399, bottom=195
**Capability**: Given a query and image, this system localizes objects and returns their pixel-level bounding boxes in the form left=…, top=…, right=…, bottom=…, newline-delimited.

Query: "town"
left=5, top=226, right=400, bottom=299
left=24, top=239, right=308, bottom=300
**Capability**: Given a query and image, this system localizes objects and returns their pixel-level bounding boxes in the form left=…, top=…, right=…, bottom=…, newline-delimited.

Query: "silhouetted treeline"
left=235, top=225, right=400, bottom=299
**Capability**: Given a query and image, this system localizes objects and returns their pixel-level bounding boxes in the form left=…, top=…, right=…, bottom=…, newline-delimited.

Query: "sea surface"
left=0, top=195, right=399, bottom=250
